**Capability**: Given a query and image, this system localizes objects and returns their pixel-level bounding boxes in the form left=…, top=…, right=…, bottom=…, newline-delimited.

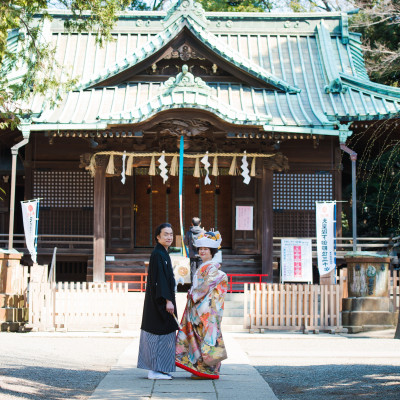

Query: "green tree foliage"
left=350, top=0, right=400, bottom=86
left=0, top=1, right=130, bottom=130
left=344, top=121, right=400, bottom=237
left=286, top=0, right=352, bottom=12
left=196, top=1, right=274, bottom=12
left=128, top=0, right=275, bottom=11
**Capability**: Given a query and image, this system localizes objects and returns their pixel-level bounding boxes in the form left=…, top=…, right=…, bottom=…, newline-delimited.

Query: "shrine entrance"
left=106, top=169, right=232, bottom=253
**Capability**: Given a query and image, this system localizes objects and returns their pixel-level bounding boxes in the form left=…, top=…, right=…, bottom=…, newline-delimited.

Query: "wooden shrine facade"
left=1, top=0, right=400, bottom=282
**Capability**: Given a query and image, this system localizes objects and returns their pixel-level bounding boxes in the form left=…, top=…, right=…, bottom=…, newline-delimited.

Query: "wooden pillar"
left=24, top=142, right=33, bottom=200
left=262, top=163, right=273, bottom=283
left=93, top=164, right=106, bottom=282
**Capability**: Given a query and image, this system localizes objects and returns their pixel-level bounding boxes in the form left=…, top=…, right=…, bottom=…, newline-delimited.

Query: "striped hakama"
left=137, top=329, right=176, bottom=372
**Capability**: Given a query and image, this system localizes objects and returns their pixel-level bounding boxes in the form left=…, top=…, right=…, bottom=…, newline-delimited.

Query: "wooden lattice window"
left=273, top=172, right=333, bottom=211
left=33, top=171, right=93, bottom=208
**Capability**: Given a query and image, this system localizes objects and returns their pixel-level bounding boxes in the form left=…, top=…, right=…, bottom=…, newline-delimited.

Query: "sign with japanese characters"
left=235, top=206, right=253, bottom=231
left=316, top=202, right=336, bottom=276
left=281, top=239, right=313, bottom=283
left=21, top=199, right=39, bottom=264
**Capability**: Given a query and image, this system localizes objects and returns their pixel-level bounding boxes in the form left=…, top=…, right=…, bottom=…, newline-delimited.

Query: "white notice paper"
left=235, top=206, right=253, bottom=230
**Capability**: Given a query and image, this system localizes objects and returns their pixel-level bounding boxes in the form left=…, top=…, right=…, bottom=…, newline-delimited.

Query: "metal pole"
left=8, top=150, right=17, bottom=249
left=340, top=143, right=358, bottom=252
left=351, top=157, right=357, bottom=252
left=8, top=138, right=29, bottom=249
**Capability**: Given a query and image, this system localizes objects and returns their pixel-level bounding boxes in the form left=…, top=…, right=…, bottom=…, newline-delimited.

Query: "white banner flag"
left=21, top=199, right=39, bottom=264
left=316, top=202, right=336, bottom=276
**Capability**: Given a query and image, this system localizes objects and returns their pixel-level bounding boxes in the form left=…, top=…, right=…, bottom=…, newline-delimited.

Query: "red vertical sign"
left=293, top=245, right=302, bottom=277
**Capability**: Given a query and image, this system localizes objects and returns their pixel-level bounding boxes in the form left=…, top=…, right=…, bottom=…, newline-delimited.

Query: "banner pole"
left=34, top=199, right=40, bottom=264
left=178, top=136, right=188, bottom=257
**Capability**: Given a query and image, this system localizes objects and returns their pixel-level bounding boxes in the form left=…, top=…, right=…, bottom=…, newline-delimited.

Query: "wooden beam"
left=262, top=164, right=273, bottom=282
left=93, top=164, right=106, bottom=282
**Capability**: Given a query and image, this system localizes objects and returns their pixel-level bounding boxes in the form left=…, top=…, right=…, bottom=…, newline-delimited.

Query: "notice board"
left=281, top=238, right=313, bottom=283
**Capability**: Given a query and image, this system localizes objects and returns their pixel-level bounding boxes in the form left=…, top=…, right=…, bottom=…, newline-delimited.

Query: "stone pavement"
left=89, top=333, right=278, bottom=400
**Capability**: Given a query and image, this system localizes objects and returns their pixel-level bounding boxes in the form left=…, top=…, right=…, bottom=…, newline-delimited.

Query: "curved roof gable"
left=77, top=0, right=300, bottom=94
left=97, top=65, right=271, bottom=127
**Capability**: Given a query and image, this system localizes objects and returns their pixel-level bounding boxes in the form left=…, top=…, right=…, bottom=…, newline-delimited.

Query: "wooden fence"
left=28, top=281, right=130, bottom=331
left=244, top=283, right=343, bottom=332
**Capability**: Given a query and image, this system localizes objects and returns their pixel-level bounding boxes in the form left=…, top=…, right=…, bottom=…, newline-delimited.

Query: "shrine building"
left=1, top=0, right=400, bottom=283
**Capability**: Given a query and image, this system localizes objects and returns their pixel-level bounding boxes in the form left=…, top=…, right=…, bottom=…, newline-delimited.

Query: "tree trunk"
left=395, top=312, right=400, bottom=339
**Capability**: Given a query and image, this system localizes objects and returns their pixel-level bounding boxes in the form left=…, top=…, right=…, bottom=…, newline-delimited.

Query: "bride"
left=175, top=231, right=228, bottom=379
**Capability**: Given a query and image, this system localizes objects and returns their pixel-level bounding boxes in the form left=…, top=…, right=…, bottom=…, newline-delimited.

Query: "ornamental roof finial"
left=163, top=0, right=209, bottom=29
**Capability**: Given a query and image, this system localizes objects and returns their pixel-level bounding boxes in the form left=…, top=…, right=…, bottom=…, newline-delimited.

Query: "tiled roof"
left=20, top=1, right=400, bottom=139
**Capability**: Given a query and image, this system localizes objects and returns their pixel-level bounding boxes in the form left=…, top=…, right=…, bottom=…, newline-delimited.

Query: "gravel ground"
left=237, top=332, right=400, bottom=400
left=0, top=333, right=133, bottom=400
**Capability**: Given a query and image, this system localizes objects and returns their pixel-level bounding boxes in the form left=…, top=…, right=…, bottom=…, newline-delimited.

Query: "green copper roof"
left=14, top=0, right=400, bottom=138
left=317, top=21, right=346, bottom=94
left=97, top=65, right=271, bottom=126
left=77, top=0, right=300, bottom=94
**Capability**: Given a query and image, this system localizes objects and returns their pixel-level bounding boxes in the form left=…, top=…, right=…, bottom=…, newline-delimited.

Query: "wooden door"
left=106, top=176, right=134, bottom=252
left=182, top=175, right=232, bottom=248
left=133, top=170, right=232, bottom=248
left=232, top=177, right=259, bottom=254
left=134, top=174, right=169, bottom=247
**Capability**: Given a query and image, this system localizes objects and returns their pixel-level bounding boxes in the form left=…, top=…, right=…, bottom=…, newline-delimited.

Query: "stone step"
left=221, top=316, right=244, bottom=325
left=0, top=294, right=25, bottom=308
left=223, top=309, right=244, bottom=317
left=225, top=293, right=246, bottom=301
left=342, top=297, right=391, bottom=312
left=105, top=261, right=147, bottom=268
left=342, top=310, right=397, bottom=326
left=1, top=322, right=26, bottom=332
left=344, top=324, right=396, bottom=334
left=0, top=307, right=28, bottom=323
left=87, top=266, right=147, bottom=274
left=220, top=324, right=247, bottom=332
left=224, top=301, right=245, bottom=310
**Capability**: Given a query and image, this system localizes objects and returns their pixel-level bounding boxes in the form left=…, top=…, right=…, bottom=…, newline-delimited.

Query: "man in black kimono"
left=137, top=223, right=178, bottom=380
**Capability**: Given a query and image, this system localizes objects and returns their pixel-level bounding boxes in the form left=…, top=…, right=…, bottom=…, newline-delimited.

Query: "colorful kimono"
left=175, top=259, right=228, bottom=379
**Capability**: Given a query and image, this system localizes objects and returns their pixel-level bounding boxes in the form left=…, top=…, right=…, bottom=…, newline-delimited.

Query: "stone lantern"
left=342, top=252, right=398, bottom=333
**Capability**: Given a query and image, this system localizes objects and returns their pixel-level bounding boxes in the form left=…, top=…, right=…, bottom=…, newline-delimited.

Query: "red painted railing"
left=106, top=272, right=147, bottom=292
left=106, top=272, right=268, bottom=293
left=226, top=274, right=269, bottom=293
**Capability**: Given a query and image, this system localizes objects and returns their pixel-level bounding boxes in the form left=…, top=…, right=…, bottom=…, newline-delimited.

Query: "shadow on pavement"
left=256, top=364, right=400, bottom=400
left=0, top=365, right=106, bottom=400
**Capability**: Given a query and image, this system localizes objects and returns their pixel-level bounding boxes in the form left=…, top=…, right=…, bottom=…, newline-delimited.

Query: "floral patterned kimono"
left=175, top=259, right=228, bottom=379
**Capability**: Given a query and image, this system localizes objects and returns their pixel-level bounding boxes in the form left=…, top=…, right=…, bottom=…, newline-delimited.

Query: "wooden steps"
left=87, top=253, right=263, bottom=291
left=87, top=254, right=150, bottom=282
